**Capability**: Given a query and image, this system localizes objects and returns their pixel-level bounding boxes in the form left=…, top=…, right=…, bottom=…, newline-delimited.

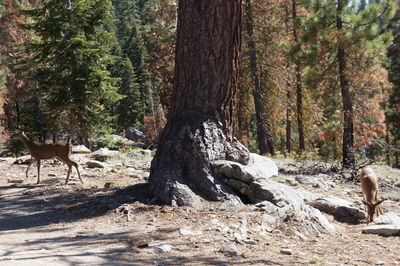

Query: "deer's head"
left=362, top=199, right=385, bottom=222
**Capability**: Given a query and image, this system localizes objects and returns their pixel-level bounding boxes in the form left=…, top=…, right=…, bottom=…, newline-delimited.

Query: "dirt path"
left=0, top=158, right=399, bottom=265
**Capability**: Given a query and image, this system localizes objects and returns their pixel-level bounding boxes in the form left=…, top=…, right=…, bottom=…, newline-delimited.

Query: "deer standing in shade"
left=360, top=166, right=384, bottom=222
left=17, top=129, right=83, bottom=184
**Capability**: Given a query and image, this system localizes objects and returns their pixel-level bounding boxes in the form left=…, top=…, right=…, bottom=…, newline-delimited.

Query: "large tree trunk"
left=337, top=1, right=355, bottom=169
left=244, top=0, right=274, bottom=155
left=291, top=0, right=305, bottom=152
left=148, top=0, right=249, bottom=207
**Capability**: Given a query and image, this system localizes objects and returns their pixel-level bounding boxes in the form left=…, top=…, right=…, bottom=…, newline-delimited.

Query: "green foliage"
left=290, top=0, right=395, bottom=163
left=91, top=135, right=124, bottom=151
left=20, top=0, right=123, bottom=140
left=109, top=0, right=153, bottom=126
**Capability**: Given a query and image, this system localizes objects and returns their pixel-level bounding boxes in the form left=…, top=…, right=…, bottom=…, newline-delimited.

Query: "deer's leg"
left=375, top=191, right=383, bottom=216
left=75, top=165, right=83, bottom=184
left=26, top=159, right=33, bottom=179
left=36, top=159, right=41, bottom=184
left=65, top=165, right=72, bottom=184
left=71, top=160, right=83, bottom=184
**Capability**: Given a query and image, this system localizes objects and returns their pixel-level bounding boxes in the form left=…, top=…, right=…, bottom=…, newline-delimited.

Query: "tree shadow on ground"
left=0, top=182, right=151, bottom=231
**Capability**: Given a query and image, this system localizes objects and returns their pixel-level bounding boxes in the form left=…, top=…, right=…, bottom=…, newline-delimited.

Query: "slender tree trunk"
left=284, top=6, right=293, bottom=153
left=244, top=0, right=274, bottom=155
left=286, top=87, right=293, bottom=153
left=337, top=1, right=355, bottom=169
left=149, top=0, right=249, bottom=207
left=385, top=129, right=391, bottom=166
left=394, top=141, right=399, bottom=168
left=385, top=111, right=391, bottom=166
left=291, top=0, right=305, bottom=152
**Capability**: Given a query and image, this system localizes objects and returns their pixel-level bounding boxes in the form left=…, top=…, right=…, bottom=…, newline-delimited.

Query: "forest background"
left=0, top=0, right=400, bottom=170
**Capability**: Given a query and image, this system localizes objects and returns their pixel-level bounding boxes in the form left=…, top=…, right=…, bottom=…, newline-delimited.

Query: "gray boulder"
left=362, top=212, right=400, bottom=237
left=247, top=178, right=335, bottom=234
left=374, top=211, right=400, bottom=225
left=213, top=154, right=334, bottom=234
left=213, top=153, right=278, bottom=184
left=91, top=148, right=121, bottom=161
left=127, top=149, right=152, bottom=158
left=362, top=224, right=400, bottom=237
left=125, top=127, right=146, bottom=142
left=295, top=175, right=318, bottom=185
left=72, top=145, right=91, bottom=154
left=86, top=160, right=107, bottom=168
left=309, top=196, right=367, bottom=220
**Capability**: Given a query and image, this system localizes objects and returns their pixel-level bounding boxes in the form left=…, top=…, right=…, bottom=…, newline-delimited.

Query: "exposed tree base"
left=149, top=112, right=249, bottom=207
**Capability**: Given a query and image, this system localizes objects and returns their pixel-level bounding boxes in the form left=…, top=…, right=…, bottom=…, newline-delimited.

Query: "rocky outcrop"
left=213, top=153, right=336, bottom=235
left=363, top=212, right=400, bottom=237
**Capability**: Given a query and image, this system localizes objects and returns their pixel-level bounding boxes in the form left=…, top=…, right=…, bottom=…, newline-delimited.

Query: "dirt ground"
left=0, top=155, right=399, bottom=266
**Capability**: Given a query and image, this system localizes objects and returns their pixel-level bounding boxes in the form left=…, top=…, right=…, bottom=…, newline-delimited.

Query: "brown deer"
left=360, top=166, right=384, bottom=222
left=17, top=129, right=83, bottom=184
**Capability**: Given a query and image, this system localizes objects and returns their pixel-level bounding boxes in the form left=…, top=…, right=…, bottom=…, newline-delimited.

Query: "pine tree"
left=297, top=0, right=395, bottom=168
left=149, top=0, right=248, bottom=206
left=20, top=0, right=122, bottom=141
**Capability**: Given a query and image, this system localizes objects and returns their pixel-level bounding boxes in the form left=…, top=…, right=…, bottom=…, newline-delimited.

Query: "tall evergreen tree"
left=244, top=0, right=274, bottom=155
left=149, top=0, right=249, bottom=206
left=20, top=0, right=122, bottom=141
left=297, top=0, right=394, bottom=169
left=111, top=0, right=152, bottom=120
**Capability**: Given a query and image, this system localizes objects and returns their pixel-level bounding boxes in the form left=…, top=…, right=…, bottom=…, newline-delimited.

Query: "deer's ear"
left=374, top=199, right=385, bottom=207
left=362, top=200, right=372, bottom=207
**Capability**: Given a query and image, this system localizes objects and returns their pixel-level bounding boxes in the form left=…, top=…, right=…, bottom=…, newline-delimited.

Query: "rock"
left=246, top=178, right=304, bottom=209
left=171, top=182, right=203, bottom=208
left=125, top=127, right=146, bottom=142
left=148, top=242, right=173, bottom=253
left=213, top=153, right=278, bottom=184
left=295, top=175, right=318, bottom=185
left=219, top=241, right=240, bottom=257
left=127, top=149, right=152, bottom=158
left=219, top=198, right=243, bottom=211
left=293, top=230, right=308, bottom=241
left=72, top=145, right=91, bottom=154
left=362, top=224, right=400, bottom=236
left=179, top=227, right=203, bottom=236
left=280, top=248, right=293, bottom=255
left=395, top=181, right=400, bottom=188
left=309, top=197, right=367, bottom=220
left=222, top=178, right=248, bottom=195
left=374, top=212, right=400, bottom=225
left=247, top=179, right=335, bottom=234
left=86, top=160, right=107, bottom=168
left=260, top=213, right=278, bottom=232
left=375, top=260, right=385, bottom=266
left=91, top=148, right=120, bottom=161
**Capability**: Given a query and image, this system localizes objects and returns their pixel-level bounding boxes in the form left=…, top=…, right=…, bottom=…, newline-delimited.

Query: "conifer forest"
left=0, top=0, right=400, bottom=265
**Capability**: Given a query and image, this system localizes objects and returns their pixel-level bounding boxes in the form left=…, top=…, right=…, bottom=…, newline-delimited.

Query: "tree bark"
left=385, top=111, right=391, bottom=166
left=337, top=0, right=355, bottom=169
left=291, top=0, right=305, bottom=152
left=284, top=6, right=293, bottom=153
left=148, top=0, right=249, bottom=207
left=244, top=0, right=274, bottom=155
